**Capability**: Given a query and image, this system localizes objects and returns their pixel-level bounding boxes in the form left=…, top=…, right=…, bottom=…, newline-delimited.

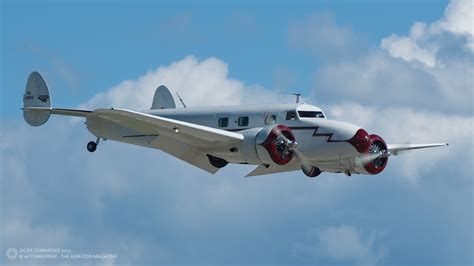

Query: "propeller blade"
left=274, top=128, right=314, bottom=172
left=293, top=149, right=314, bottom=173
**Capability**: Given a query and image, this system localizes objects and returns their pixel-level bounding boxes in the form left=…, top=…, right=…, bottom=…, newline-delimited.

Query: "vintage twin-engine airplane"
left=23, top=71, right=447, bottom=177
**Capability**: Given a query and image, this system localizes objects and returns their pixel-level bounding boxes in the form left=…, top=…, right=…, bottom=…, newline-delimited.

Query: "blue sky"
left=2, top=0, right=449, bottom=116
left=1, top=0, right=473, bottom=265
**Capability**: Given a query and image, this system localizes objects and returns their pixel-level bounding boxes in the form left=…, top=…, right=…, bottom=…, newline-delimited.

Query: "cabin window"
left=218, top=117, right=229, bottom=127
left=265, top=114, right=276, bottom=125
left=286, top=111, right=297, bottom=120
left=298, top=111, right=325, bottom=118
left=238, top=116, right=249, bottom=127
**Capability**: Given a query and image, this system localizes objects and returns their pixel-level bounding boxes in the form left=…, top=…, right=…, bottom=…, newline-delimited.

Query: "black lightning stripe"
left=289, top=126, right=347, bottom=142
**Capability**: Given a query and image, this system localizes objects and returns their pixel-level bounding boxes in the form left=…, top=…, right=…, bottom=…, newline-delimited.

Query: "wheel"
left=302, top=166, right=321, bottom=178
left=87, top=141, right=97, bottom=152
left=207, top=154, right=228, bottom=168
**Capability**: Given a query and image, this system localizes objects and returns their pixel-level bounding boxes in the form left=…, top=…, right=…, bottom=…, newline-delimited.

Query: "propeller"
left=358, top=138, right=390, bottom=168
left=273, top=128, right=314, bottom=172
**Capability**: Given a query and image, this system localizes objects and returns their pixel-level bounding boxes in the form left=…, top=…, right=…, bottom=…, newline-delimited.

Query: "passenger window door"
left=238, top=116, right=249, bottom=127
left=218, top=117, right=229, bottom=127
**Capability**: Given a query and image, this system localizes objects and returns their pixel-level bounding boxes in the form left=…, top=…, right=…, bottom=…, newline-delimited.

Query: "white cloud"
left=82, top=56, right=287, bottom=111
left=83, top=56, right=244, bottom=110
left=307, top=0, right=473, bottom=114
left=433, top=0, right=474, bottom=48
left=381, top=0, right=474, bottom=67
left=293, top=225, right=388, bottom=266
left=381, top=31, right=437, bottom=67
left=313, top=50, right=473, bottom=113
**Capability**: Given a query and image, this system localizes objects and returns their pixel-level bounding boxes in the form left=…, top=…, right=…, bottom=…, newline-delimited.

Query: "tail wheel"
left=87, top=141, right=97, bottom=152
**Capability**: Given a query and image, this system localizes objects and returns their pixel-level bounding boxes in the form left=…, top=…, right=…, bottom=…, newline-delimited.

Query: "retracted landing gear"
left=207, top=154, right=228, bottom=168
left=302, top=166, right=322, bottom=178
left=87, top=137, right=101, bottom=152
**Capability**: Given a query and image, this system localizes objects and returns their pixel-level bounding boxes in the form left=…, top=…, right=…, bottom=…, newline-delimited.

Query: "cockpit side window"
left=298, top=111, right=325, bottom=118
left=286, top=111, right=297, bottom=120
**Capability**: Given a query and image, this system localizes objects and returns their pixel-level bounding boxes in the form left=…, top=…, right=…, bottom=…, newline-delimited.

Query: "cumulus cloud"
left=432, top=0, right=474, bottom=50
left=381, top=0, right=473, bottom=67
left=381, top=28, right=438, bottom=67
left=83, top=56, right=287, bottom=111
left=293, top=225, right=388, bottom=265
left=303, top=0, right=474, bottom=114
left=83, top=56, right=244, bottom=110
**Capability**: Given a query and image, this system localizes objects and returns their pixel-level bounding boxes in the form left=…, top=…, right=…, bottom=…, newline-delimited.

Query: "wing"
left=387, top=143, right=448, bottom=154
left=94, top=108, right=243, bottom=148
left=246, top=163, right=300, bottom=177
left=93, top=108, right=244, bottom=174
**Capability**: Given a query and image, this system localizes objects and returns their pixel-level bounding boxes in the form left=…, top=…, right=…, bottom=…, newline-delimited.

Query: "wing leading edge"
left=92, top=108, right=245, bottom=174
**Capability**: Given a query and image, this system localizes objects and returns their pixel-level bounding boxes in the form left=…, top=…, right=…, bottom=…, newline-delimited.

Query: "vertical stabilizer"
left=151, top=85, right=176, bottom=110
left=23, top=71, right=52, bottom=126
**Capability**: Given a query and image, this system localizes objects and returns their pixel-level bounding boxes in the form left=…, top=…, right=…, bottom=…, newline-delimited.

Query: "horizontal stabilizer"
left=23, top=107, right=92, bottom=117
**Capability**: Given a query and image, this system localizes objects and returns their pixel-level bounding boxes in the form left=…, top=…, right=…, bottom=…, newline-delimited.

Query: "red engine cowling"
left=257, top=125, right=296, bottom=165
left=350, top=129, right=388, bottom=174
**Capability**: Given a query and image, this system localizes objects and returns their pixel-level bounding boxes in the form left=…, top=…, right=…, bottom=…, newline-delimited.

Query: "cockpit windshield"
left=298, top=111, right=325, bottom=118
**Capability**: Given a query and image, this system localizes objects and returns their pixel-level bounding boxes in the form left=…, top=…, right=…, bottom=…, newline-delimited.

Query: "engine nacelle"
left=234, top=125, right=297, bottom=165
left=353, top=132, right=389, bottom=175
left=364, top=134, right=388, bottom=174
left=256, top=125, right=296, bottom=165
